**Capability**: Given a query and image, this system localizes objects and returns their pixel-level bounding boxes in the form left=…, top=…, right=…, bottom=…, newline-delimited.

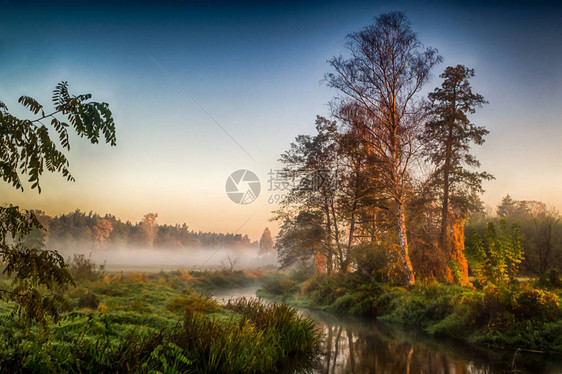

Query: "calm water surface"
left=214, top=286, right=562, bottom=374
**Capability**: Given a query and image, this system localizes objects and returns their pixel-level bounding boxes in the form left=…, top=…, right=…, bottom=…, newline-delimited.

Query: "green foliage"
left=0, top=271, right=320, bottom=373
left=0, top=82, right=117, bottom=332
left=350, top=243, right=389, bottom=281
left=141, top=342, right=192, bottom=374
left=261, top=276, right=298, bottom=299
left=275, top=211, right=325, bottom=269
left=0, top=244, right=74, bottom=332
left=514, top=285, right=560, bottom=321
left=225, top=297, right=321, bottom=359
left=0, top=82, right=115, bottom=192
left=424, top=64, right=491, bottom=214
left=166, top=294, right=220, bottom=315
left=267, top=270, right=562, bottom=352
left=77, top=291, right=100, bottom=309
left=466, top=219, right=524, bottom=285
left=294, top=273, right=390, bottom=316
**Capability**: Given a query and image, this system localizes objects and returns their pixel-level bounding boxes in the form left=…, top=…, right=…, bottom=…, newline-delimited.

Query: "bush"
left=330, top=293, right=362, bottom=313
left=77, top=291, right=100, bottom=309
left=514, top=285, right=560, bottom=321
left=350, top=243, right=388, bottom=280
left=537, top=269, right=562, bottom=290
left=69, top=254, right=105, bottom=282
left=262, top=276, right=298, bottom=297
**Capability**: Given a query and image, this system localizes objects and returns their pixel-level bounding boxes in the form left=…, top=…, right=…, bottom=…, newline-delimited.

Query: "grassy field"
left=0, top=267, right=321, bottom=373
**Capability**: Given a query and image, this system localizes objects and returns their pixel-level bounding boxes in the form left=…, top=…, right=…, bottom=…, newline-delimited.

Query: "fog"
left=58, top=245, right=278, bottom=272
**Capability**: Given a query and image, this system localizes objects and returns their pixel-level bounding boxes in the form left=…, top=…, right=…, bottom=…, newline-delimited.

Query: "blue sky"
left=1, top=0, right=561, bottom=238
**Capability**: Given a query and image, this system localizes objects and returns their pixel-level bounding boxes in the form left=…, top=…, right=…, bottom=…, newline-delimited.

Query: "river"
left=212, top=285, right=562, bottom=374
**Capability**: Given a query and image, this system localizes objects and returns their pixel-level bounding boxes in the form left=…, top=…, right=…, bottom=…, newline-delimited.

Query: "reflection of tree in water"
left=309, top=310, right=562, bottom=374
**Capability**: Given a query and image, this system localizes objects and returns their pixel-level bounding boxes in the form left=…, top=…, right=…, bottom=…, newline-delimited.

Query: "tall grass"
left=0, top=280, right=321, bottom=373
left=226, top=298, right=321, bottom=359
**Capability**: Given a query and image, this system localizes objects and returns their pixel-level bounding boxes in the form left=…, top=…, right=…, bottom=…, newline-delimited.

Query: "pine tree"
left=424, top=65, right=492, bottom=284
left=259, top=227, right=274, bottom=255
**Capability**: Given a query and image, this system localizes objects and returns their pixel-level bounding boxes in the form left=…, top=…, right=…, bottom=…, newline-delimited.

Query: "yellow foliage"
left=179, top=269, right=192, bottom=280
left=129, top=272, right=148, bottom=283
left=98, top=303, right=108, bottom=313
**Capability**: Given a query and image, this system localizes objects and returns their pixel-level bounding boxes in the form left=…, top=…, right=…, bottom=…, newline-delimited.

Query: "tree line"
left=23, top=210, right=258, bottom=250
left=466, top=195, right=562, bottom=277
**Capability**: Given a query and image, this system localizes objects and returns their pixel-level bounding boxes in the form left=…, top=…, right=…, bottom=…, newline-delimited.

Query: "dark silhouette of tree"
left=423, top=65, right=492, bottom=284
left=259, top=227, right=274, bottom=255
left=0, top=82, right=116, bottom=331
left=221, top=255, right=238, bottom=272
left=276, top=211, right=325, bottom=269
left=274, top=117, right=366, bottom=273
left=327, top=12, right=441, bottom=285
left=497, top=194, right=519, bottom=218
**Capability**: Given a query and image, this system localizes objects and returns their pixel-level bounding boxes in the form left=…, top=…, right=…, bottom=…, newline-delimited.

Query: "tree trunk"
left=324, top=203, right=334, bottom=275
left=397, top=200, right=415, bottom=286
left=450, top=216, right=469, bottom=284
left=439, top=123, right=454, bottom=258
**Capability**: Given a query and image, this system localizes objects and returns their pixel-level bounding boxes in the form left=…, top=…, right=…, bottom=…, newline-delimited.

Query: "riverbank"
left=257, top=271, right=562, bottom=353
left=0, top=268, right=320, bottom=373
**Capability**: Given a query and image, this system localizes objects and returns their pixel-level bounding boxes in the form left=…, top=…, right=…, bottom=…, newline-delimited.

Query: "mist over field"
left=57, top=245, right=278, bottom=271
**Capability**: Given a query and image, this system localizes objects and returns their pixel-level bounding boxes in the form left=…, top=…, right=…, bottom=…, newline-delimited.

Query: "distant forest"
left=26, top=210, right=258, bottom=250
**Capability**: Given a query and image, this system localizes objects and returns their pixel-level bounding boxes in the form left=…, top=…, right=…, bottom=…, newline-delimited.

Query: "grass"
left=0, top=268, right=321, bottom=373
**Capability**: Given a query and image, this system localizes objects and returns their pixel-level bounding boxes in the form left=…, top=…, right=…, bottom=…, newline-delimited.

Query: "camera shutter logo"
left=225, top=169, right=261, bottom=205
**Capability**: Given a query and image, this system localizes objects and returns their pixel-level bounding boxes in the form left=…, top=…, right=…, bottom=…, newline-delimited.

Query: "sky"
left=1, top=0, right=561, bottom=240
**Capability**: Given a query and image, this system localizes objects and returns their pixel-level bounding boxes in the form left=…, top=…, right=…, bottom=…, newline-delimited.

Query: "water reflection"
left=303, top=310, right=562, bottom=374
left=210, top=287, right=562, bottom=374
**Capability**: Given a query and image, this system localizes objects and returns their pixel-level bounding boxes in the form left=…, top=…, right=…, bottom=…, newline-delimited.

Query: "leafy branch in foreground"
left=0, top=81, right=116, bottom=192
left=0, top=82, right=116, bottom=332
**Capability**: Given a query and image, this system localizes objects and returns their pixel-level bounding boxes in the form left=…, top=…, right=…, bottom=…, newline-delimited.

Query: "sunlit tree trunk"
left=450, top=215, right=469, bottom=284
left=397, top=200, right=415, bottom=286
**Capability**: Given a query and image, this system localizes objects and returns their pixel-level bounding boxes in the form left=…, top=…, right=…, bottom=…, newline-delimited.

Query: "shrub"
left=77, top=291, right=100, bottom=309
left=69, top=254, right=105, bottom=281
left=537, top=269, right=562, bottom=290
left=350, top=243, right=388, bottom=280
left=330, top=293, right=362, bottom=313
left=262, top=276, right=297, bottom=297
left=514, top=286, right=560, bottom=321
left=300, top=277, right=320, bottom=294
